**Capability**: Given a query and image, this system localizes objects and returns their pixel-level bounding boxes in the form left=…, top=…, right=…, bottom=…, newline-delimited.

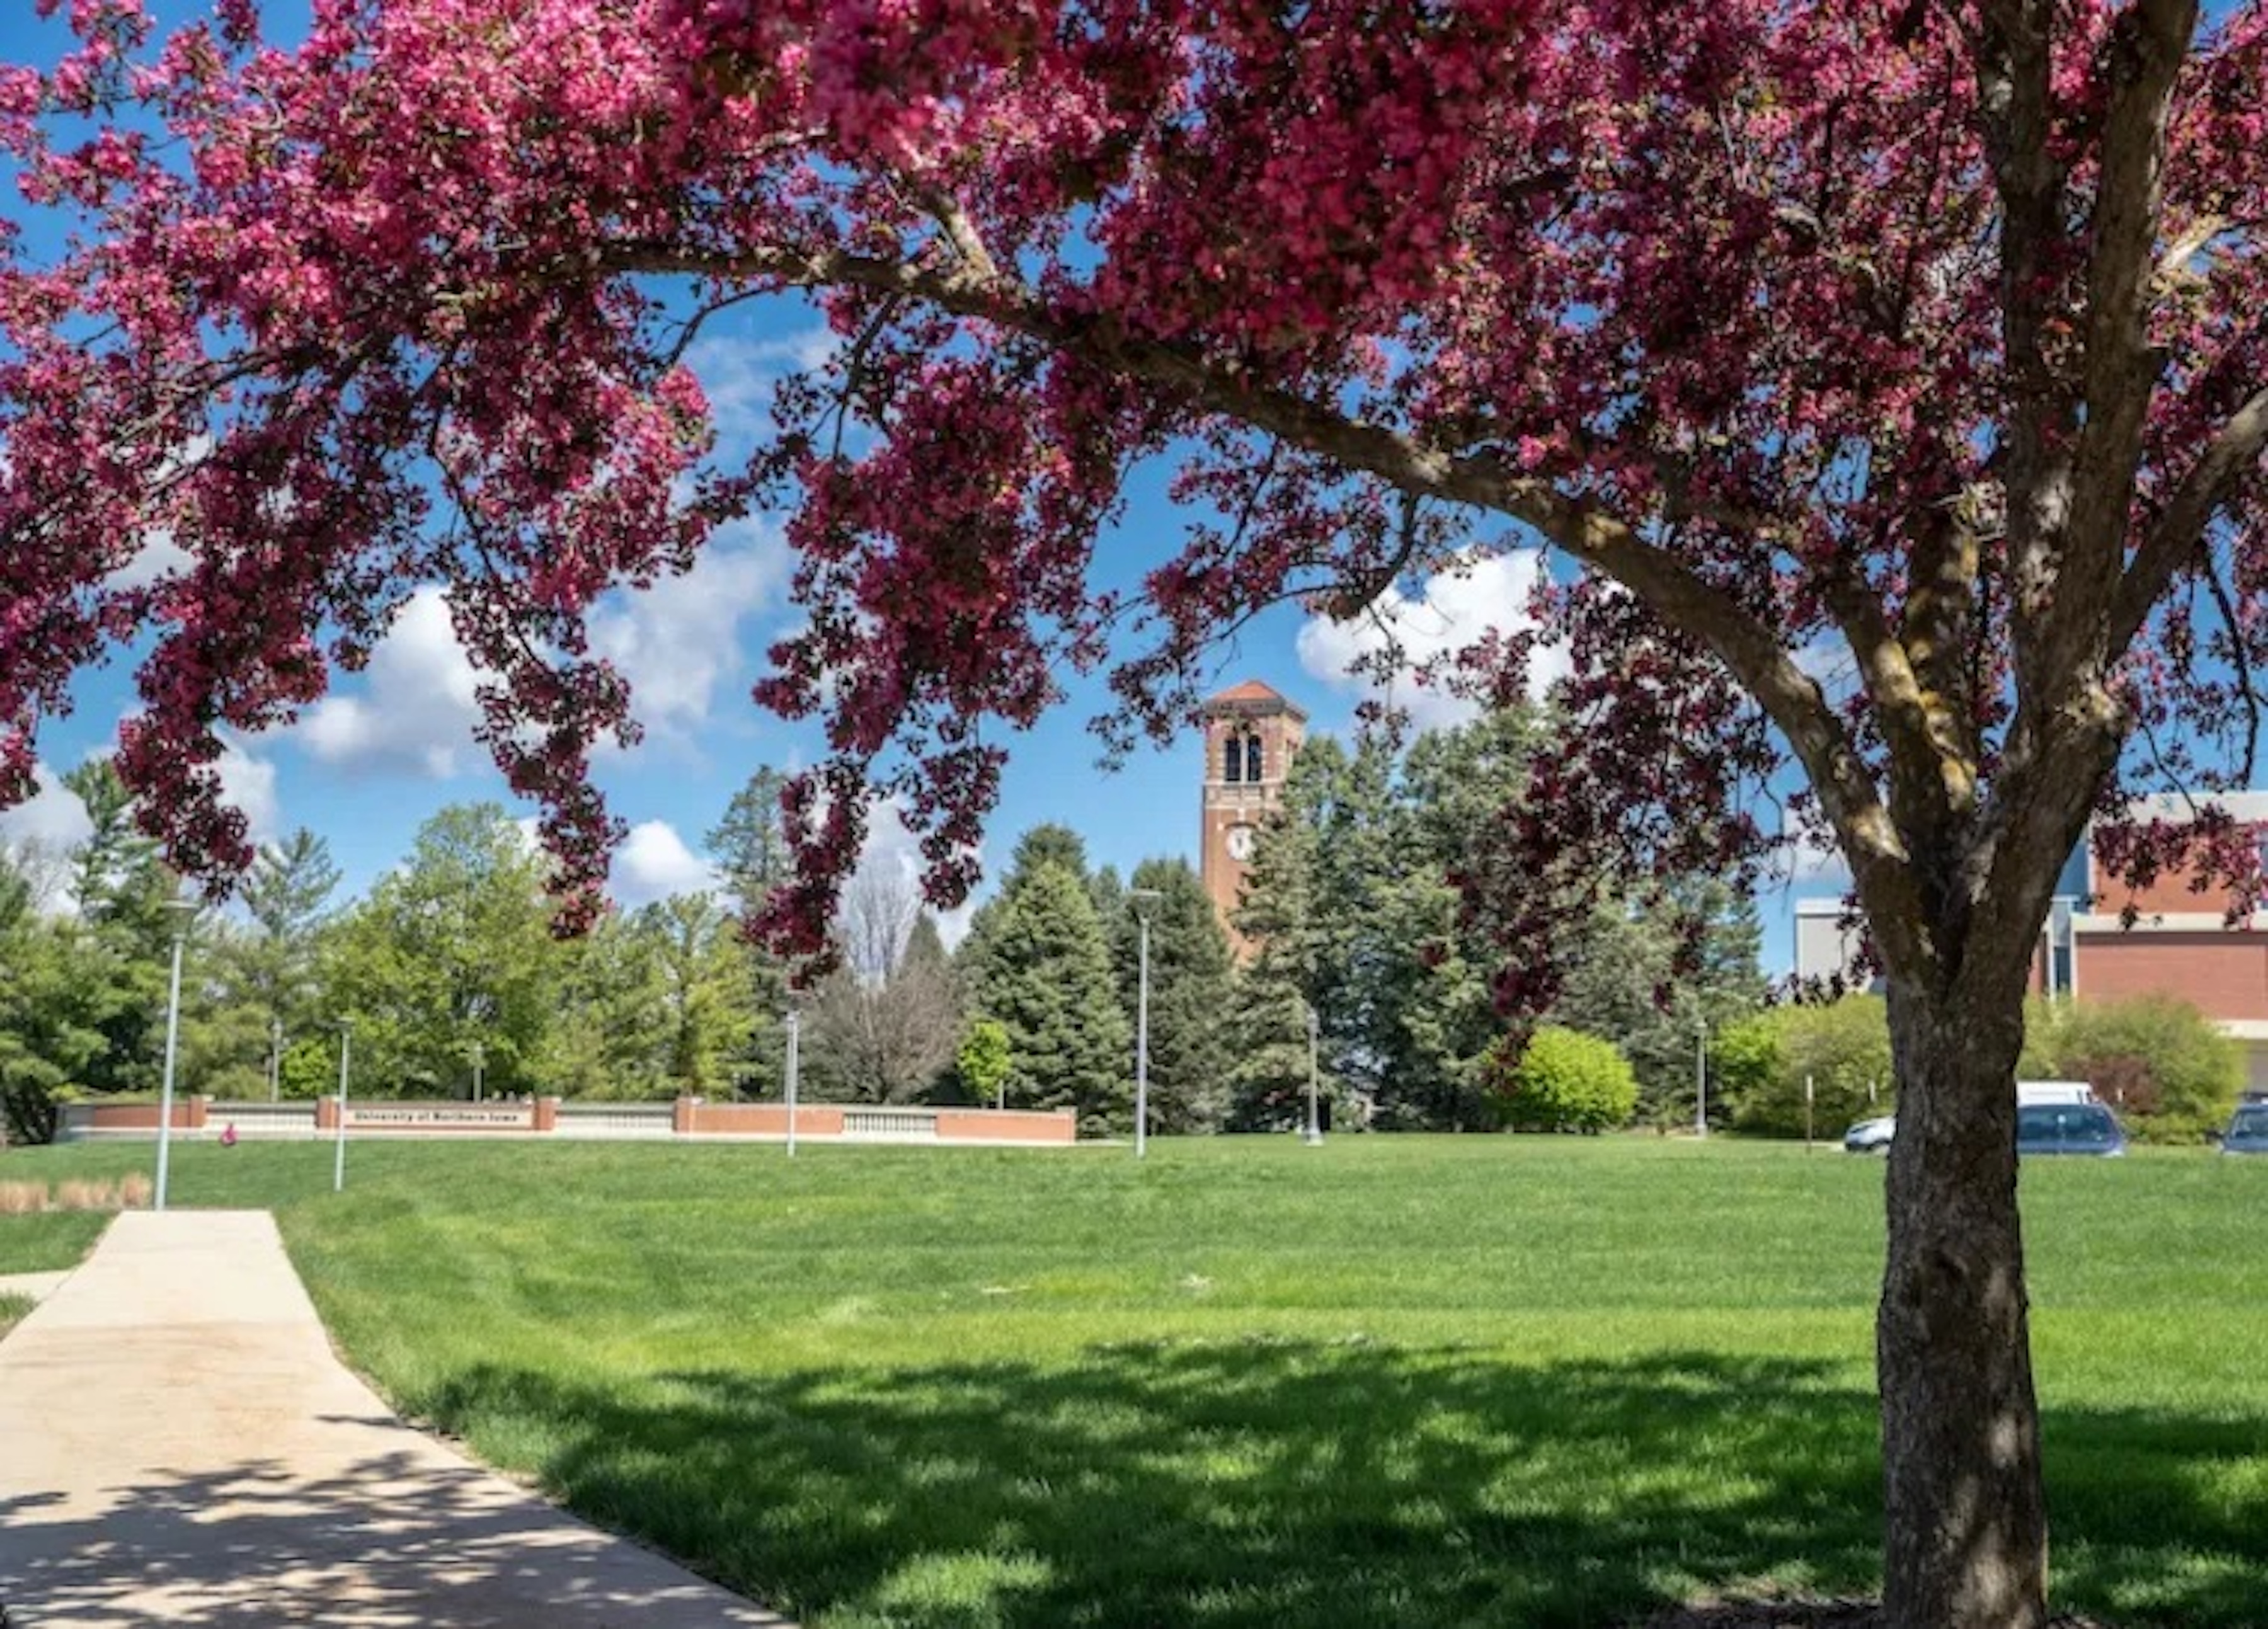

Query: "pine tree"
left=1114, top=857, right=1234, bottom=1133
left=206, top=829, right=342, bottom=1099
left=58, top=758, right=182, bottom=1096
left=707, top=766, right=797, bottom=1096
left=969, top=860, right=1131, bottom=1134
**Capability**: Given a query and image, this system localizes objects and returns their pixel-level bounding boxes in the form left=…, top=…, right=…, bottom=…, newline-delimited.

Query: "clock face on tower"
left=1226, top=824, right=1256, bottom=862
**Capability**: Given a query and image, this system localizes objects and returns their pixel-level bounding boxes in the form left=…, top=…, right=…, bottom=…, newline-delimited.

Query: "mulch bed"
left=1629, top=1598, right=2114, bottom=1628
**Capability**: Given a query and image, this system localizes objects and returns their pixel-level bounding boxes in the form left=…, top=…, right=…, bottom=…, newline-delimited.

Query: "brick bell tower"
left=1200, top=680, right=1307, bottom=957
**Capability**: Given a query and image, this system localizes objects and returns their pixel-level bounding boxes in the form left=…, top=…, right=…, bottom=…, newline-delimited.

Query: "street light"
left=469, top=1039, right=485, bottom=1104
left=333, top=1019, right=353, bottom=1193
left=153, top=896, right=197, bottom=1213
left=1127, top=888, right=1162, bottom=1158
left=1695, top=1017, right=1710, bottom=1140
left=266, top=1015, right=284, bottom=1104
left=784, top=1004, right=801, bottom=1159
left=1303, top=1002, right=1323, bottom=1146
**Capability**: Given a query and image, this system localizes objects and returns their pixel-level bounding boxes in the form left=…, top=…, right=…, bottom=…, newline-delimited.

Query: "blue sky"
left=0, top=4, right=1836, bottom=971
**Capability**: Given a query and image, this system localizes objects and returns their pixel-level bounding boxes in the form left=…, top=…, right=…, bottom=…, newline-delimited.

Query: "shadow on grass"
left=418, top=1344, right=2268, bottom=1628
left=419, top=1346, right=1868, bottom=1628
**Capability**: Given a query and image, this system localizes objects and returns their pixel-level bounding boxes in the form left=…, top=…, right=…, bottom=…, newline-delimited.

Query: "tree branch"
left=598, top=236, right=1942, bottom=978
left=2057, top=0, right=2199, bottom=631
left=2109, top=381, right=2268, bottom=651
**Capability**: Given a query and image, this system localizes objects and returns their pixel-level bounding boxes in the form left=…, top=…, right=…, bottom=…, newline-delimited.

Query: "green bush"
left=1499, top=1026, right=1638, bottom=1133
left=1721, top=996, right=1893, bottom=1139
left=2030, top=994, right=2240, bottom=1143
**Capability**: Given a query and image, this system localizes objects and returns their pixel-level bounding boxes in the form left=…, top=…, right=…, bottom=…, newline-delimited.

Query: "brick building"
left=1197, top=680, right=1306, bottom=958
left=1794, top=792, right=2268, bottom=1093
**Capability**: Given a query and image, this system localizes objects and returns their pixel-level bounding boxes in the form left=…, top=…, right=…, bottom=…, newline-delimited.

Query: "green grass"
left=3, top=1135, right=2265, bottom=1625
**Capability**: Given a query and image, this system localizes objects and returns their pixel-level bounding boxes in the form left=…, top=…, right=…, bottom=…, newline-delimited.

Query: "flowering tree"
left=6, top=3, right=2268, bottom=1623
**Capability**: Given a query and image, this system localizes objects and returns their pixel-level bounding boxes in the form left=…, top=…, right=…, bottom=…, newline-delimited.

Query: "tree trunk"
left=1878, top=978, right=2049, bottom=1628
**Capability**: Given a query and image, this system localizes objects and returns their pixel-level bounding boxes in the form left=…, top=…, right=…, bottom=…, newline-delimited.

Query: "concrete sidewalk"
left=0, top=1210, right=791, bottom=1627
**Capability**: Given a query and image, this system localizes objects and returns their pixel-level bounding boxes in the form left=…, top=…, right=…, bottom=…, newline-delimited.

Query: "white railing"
left=840, top=1107, right=941, bottom=1140
left=204, top=1102, right=320, bottom=1136
left=553, top=1102, right=675, bottom=1138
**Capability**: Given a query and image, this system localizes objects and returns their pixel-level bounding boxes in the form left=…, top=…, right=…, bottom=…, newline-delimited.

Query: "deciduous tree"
left=13, top=7, right=2268, bottom=1619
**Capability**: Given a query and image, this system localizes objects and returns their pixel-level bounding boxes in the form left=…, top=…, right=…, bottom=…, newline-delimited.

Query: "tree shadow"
left=413, top=1344, right=2268, bottom=1628
left=0, top=1445, right=788, bottom=1626
left=419, top=1346, right=1876, bottom=1627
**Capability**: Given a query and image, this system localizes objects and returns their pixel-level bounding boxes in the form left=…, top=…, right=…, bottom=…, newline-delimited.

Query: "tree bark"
left=1877, top=975, right=2049, bottom=1628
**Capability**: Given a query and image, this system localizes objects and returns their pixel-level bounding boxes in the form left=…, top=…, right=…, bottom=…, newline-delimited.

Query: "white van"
left=1845, top=1080, right=2097, bottom=1153
left=2015, top=1080, right=2095, bottom=1106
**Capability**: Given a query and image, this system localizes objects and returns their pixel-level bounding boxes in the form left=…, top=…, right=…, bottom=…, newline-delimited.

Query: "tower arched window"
left=1223, top=734, right=1243, bottom=783
left=1242, top=732, right=1264, bottom=782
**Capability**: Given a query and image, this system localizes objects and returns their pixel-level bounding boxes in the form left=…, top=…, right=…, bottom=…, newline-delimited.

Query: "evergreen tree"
left=1553, top=880, right=1767, bottom=1129
left=59, top=758, right=181, bottom=1095
left=203, top=829, right=342, bottom=1099
left=957, top=821, right=1096, bottom=993
left=968, top=860, right=1131, bottom=1134
left=707, top=765, right=797, bottom=1095
left=1114, top=857, right=1234, bottom=1133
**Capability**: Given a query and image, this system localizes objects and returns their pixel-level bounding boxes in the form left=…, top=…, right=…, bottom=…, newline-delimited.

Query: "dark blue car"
left=2221, top=1104, right=2268, bottom=1156
left=2014, top=1102, right=2126, bottom=1158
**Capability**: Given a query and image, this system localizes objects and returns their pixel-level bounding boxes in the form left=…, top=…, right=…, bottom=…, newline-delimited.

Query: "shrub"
left=2032, top=994, right=2240, bottom=1143
left=54, top=1179, right=118, bottom=1211
left=1722, top=996, right=1894, bottom=1138
left=118, top=1172, right=152, bottom=1208
left=0, top=1180, right=48, bottom=1215
left=1499, top=1026, right=1638, bottom=1133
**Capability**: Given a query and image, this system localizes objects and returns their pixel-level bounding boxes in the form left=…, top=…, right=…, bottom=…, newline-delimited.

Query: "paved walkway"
left=0, top=1271, right=71, bottom=1303
left=0, top=1211, right=791, bottom=1627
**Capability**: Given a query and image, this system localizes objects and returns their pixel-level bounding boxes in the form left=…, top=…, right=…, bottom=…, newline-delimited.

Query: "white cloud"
left=852, top=799, right=980, bottom=949
left=614, top=819, right=719, bottom=906
left=0, top=760, right=94, bottom=854
left=108, top=530, right=194, bottom=590
left=590, top=517, right=788, bottom=747
left=685, top=328, right=837, bottom=449
left=215, top=733, right=282, bottom=844
left=1295, top=549, right=1570, bottom=730
left=295, top=587, right=482, bottom=777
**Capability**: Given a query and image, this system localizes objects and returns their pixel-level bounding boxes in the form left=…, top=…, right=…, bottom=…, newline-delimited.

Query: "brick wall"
left=2074, top=932, right=2268, bottom=1021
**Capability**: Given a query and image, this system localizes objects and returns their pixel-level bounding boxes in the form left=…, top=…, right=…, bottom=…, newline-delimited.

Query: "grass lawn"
left=3, top=1135, right=2264, bottom=1626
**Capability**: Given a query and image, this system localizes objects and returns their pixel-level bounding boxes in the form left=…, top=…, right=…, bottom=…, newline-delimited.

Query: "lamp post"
left=469, top=1040, right=485, bottom=1104
left=1695, top=1017, right=1709, bottom=1140
left=784, top=1005, right=801, bottom=1158
left=333, top=1020, right=353, bottom=1193
left=1128, top=888, right=1161, bottom=1158
left=153, top=897, right=196, bottom=1213
left=1303, top=1002, right=1323, bottom=1146
left=267, top=1014, right=284, bottom=1103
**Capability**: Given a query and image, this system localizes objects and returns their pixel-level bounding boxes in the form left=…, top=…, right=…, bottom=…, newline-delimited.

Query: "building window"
left=1242, top=732, right=1263, bottom=782
left=1223, top=735, right=1242, bottom=784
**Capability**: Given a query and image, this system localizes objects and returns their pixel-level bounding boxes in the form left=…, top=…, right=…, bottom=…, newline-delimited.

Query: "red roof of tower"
left=1201, top=679, right=1309, bottom=719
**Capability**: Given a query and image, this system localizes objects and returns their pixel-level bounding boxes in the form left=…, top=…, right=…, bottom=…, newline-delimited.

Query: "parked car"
left=2220, top=1103, right=2268, bottom=1155
left=2014, top=1101, right=2127, bottom=1157
left=1844, top=1115, right=1896, bottom=1154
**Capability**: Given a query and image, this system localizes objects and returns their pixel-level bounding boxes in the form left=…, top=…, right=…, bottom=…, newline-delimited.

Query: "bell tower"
left=1200, top=680, right=1307, bottom=957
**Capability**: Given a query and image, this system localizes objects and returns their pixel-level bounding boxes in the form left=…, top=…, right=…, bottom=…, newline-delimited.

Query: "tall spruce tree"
left=1114, top=857, right=1235, bottom=1134
left=210, top=828, right=342, bottom=1099
left=59, top=758, right=184, bottom=1097
left=968, top=860, right=1131, bottom=1134
left=707, top=766, right=796, bottom=1096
